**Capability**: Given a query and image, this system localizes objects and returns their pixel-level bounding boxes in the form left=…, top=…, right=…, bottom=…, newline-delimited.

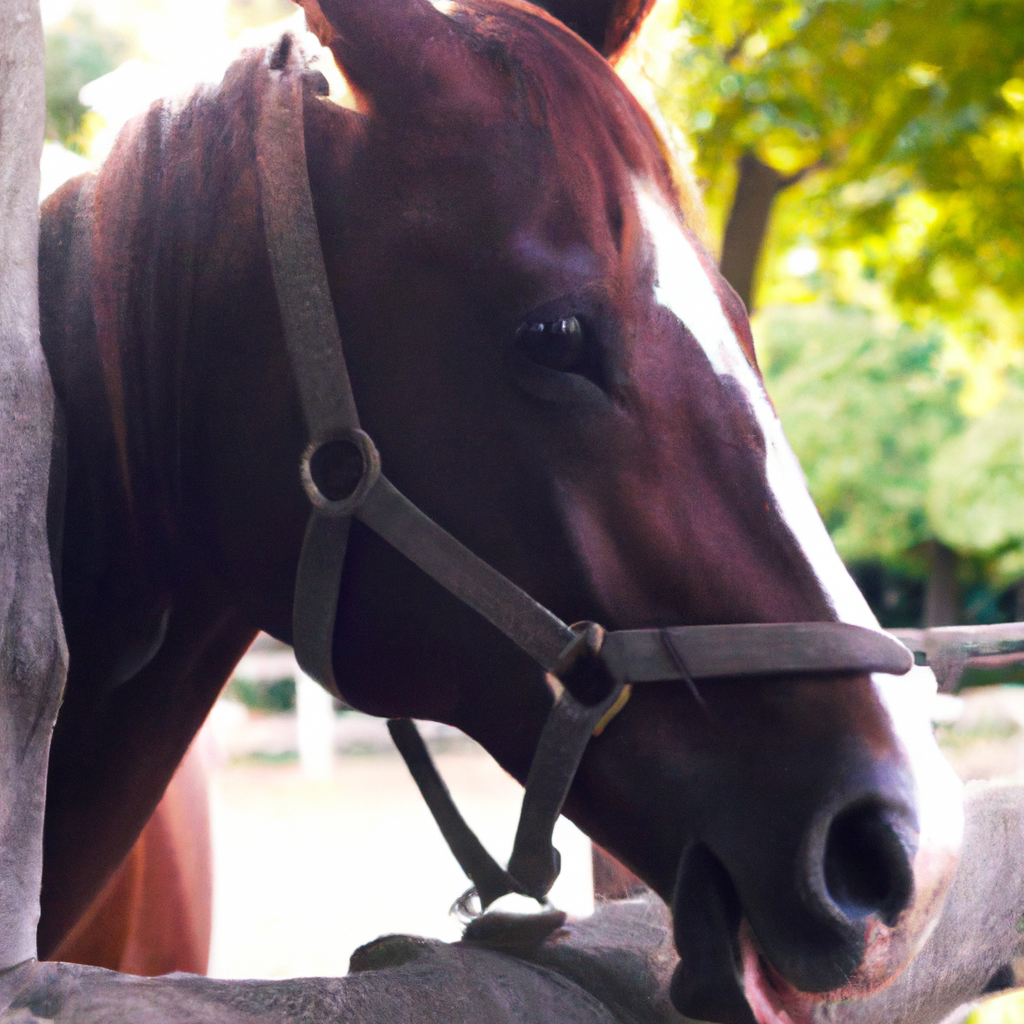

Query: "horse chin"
left=691, top=916, right=897, bottom=1024
left=669, top=883, right=820, bottom=1024
left=736, top=887, right=943, bottom=1024
left=736, top=920, right=817, bottom=1024
left=669, top=844, right=755, bottom=1024
left=669, top=840, right=959, bottom=1024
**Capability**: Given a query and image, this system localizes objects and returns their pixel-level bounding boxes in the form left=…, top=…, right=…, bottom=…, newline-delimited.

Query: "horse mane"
left=41, top=46, right=354, bottom=573
left=89, top=50, right=277, bottom=518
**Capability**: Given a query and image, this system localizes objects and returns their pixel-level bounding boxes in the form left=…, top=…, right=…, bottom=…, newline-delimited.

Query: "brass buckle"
left=548, top=621, right=617, bottom=706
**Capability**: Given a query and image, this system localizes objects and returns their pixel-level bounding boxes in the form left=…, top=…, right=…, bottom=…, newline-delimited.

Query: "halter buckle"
left=549, top=621, right=618, bottom=706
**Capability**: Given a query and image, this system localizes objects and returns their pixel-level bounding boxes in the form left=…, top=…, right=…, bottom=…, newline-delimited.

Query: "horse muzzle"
left=670, top=752, right=963, bottom=1024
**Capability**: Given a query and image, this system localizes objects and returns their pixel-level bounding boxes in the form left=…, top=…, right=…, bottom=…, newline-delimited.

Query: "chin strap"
left=254, top=49, right=915, bottom=914
left=387, top=631, right=630, bottom=911
left=386, top=622, right=631, bottom=910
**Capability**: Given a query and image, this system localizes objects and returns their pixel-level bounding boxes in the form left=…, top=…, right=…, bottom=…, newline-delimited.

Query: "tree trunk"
left=924, top=540, right=960, bottom=627
left=718, top=152, right=792, bottom=312
left=0, top=0, right=69, bottom=968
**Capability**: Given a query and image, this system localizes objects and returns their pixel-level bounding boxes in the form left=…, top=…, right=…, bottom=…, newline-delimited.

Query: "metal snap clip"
left=300, top=428, right=381, bottom=516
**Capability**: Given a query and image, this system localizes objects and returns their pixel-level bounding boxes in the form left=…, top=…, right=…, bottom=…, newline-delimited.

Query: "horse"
left=48, top=738, right=211, bottom=976
left=36, top=1, right=964, bottom=1020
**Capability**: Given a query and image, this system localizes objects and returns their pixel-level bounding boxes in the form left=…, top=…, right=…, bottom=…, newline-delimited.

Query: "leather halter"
left=254, top=52, right=912, bottom=911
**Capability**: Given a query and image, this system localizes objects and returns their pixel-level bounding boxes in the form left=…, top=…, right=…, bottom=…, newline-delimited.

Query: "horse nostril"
left=823, top=801, right=914, bottom=928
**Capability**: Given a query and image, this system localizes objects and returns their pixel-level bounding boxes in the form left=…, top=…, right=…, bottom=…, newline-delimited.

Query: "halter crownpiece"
left=254, top=48, right=914, bottom=913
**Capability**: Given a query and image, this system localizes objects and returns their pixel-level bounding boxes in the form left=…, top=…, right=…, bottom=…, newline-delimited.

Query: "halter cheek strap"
left=254, top=50, right=914, bottom=912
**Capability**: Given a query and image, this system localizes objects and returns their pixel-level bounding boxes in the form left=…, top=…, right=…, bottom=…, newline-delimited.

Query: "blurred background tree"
left=928, top=381, right=1024, bottom=604
left=759, top=309, right=961, bottom=565
left=642, top=0, right=1024, bottom=625
left=41, top=0, right=296, bottom=162
left=44, top=6, right=133, bottom=151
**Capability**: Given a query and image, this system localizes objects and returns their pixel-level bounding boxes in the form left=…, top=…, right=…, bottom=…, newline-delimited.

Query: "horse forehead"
left=511, top=234, right=602, bottom=280
left=434, top=7, right=654, bottom=170
left=631, top=178, right=754, bottom=366
left=630, top=174, right=872, bottom=622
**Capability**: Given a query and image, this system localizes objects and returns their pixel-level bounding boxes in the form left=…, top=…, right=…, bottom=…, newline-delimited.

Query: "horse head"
left=266, top=2, right=962, bottom=1018
left=38, top=1, right=962, bottom=1020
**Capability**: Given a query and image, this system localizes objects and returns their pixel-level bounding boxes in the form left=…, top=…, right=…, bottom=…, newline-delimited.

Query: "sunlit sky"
left=39, top=0, right=353, bottom=195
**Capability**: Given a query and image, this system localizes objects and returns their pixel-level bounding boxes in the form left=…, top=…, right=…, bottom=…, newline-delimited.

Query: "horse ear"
left=297, top=0, right=481, bottom=115
left=529, top=0, right=656, bottom=59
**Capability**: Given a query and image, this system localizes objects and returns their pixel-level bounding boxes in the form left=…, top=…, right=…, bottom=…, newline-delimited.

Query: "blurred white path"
left=206, top=726, right=594, bottom=979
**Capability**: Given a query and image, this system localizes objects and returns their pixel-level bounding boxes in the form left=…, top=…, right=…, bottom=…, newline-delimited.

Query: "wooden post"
left=0, top=0, right=69, bottom=967
left=924, top=540, right=961, bottom=628
left=296, top=668, right=334, bottom=779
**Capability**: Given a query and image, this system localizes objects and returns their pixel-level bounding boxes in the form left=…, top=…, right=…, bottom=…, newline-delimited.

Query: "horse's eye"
left=515, top=316, right=587, bottom=373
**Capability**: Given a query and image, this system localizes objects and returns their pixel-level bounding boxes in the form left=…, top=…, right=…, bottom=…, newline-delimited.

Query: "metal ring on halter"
left=300, top=428, right=381, bottom=516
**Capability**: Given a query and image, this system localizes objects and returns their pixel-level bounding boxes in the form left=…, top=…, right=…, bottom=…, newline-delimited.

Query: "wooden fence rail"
left=891, top=623, right=1024, bottom=691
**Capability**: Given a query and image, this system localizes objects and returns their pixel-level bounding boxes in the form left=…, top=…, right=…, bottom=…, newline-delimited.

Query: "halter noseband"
left=254, top=54, right=912, bottom=912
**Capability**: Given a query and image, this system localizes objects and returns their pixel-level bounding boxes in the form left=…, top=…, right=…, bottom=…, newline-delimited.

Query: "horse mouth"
left=738, top=920, right=818, bottom=1024
left=671, top=849, right=957, bottom=1024
left=670, top=878, right=831, bottom=1024
left=669, top=844, right=898, bottom=1024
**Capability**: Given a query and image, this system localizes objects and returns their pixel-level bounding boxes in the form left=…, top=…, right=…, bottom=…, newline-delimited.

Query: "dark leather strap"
left=386, top=718, right=516, bottom=908
left=604, top=621, right=912, bottom=684
left=255, top=62, right=360, bottom=698
left=505, top=679, right=627, bottom=900
left=387, top=676, right=627, bottom=909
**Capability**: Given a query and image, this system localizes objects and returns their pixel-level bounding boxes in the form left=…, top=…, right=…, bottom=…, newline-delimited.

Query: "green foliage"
left=44, top=7, right=133, bottom=153
left=757, top=302, right=1024, bottom=606
left=928, top=383, right=1024, bottom=583
left=651, top=0, right=1024, bottom=597
left=965, top=990, right=1024, bottom=1024
left=756, top=303, right=963, bottom=564
left=225, top=676, right=296, bottom=713
left=659, top=0, right=1024, bottom=382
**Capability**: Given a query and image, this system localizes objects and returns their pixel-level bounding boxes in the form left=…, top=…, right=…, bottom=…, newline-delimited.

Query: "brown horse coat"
left=49, top=739, right=211, bottom=976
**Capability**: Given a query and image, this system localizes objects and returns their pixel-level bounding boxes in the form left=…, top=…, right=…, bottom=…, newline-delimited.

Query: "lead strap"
left=386, top=718, right=516, bottom=909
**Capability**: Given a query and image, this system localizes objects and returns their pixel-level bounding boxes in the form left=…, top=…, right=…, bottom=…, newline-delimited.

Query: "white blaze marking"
left=633, top=177, right=963, bottom=892
left=635, top=180, right=871, bottom=625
